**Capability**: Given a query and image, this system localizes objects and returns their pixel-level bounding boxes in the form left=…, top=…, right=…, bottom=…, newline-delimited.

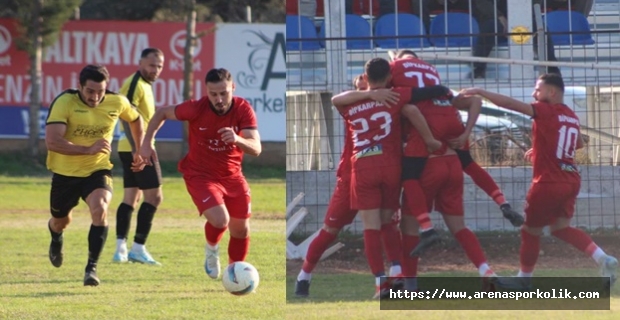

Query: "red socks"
left=454, top=228, right=487, bottom=268
left=381, top=223, right=403, bottom=264
left=364, top=229, right=385, bottom=276
left=228, top=236, right=250, bottom=263
left=401, top=234, right=420, bottom=277
left=464, top=163, right=506, bottom=205
left=519, top=229, right=540, bottom=273
left=302, top=229, right=337, bottom=273
left=551, top=227, right=596, bottom=255
left=402, top=180, right=432, bottom=230
left=205, top=222, right=227, bottom=245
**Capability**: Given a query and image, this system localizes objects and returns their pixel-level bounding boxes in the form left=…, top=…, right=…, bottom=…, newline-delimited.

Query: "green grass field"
left=0, top=157, right=285, bottom=320
left=285, top=271, right=620, bottom=319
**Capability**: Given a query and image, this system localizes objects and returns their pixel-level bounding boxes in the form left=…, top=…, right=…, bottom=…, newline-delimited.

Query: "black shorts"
left=119, top=151, right=162, bottom=190
left=455, top=149, right=474, bottom=169
left=50, top=169, right=113, bottom=218
left=401, top=157, right=428, bottom=181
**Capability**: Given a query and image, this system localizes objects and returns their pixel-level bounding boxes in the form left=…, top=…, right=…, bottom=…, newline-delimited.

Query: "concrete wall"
left=0, top=139, right=285, bottom=167
left=286, top=166, right=620, bottom=235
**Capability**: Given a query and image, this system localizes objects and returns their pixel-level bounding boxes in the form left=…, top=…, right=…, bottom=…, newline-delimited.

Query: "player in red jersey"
left=390, top=50, right=523, bottom=261
left=139, top=68, right=261, bottom=280
left=295, top=75, right=414, bottom=297
left=461, top=74, right=618, bottom=288
left=331, top=58, right=449, bottom=298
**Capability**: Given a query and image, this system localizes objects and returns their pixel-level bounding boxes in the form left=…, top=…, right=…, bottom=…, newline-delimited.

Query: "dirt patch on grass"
left=286, top=231, right=620, bottom=276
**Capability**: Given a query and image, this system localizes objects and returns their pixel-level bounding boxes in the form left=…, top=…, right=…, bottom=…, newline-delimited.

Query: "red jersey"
left=175, top=96, right=258, bottom=179
left=530, top=101, right=581, bottom=183
left=336, top=121, right=353, bottom=178
left=340, top=87, right=412, bottom=170
left=390, top=58, right=442, bottom=89
left=403, top=98, right=463, bottom=157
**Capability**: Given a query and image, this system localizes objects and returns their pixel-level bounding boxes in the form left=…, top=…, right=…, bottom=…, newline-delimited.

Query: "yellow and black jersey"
left=118, top=71, right=156, bottom=152
left=46, top=89, right=140, bottom=177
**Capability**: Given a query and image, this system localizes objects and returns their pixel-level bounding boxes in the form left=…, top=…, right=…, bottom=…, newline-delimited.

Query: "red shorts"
left=324, top=175, right=358, bottom=229
left=183, top=174, right=251, bottom=219
left=419, top=155, right=464, bottom=216
left=524, top=182, right=580, bottom=228
left=350, top=165, right=401, bottom=211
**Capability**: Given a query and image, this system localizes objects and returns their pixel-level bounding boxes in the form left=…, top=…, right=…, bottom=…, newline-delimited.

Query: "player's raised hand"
left=139, top=144, right=157, bottom=166
left=218, top=127, right=238, bottom=144
left=369, top=88, right=400, bottom=108
left=524, top=148, right=534, bottom=162
left=448, top=133, right=469, bottom=150
left=89, top=139, right=111, bottom=155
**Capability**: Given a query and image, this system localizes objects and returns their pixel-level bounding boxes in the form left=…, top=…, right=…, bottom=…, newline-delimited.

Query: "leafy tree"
left=12, top=0, right=83, bottom=157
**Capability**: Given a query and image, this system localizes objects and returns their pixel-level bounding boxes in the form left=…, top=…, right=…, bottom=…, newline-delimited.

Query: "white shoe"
left=113, top=242, right=128, bottom=263
left=204, top=244, right=221, bottom=279
left=599, top=255, right=618, bottom=287
left=128, top=246, right=161, bottom=266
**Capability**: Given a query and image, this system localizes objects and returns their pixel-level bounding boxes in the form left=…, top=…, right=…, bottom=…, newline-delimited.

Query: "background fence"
left=286, top=0, right=620, bottom=236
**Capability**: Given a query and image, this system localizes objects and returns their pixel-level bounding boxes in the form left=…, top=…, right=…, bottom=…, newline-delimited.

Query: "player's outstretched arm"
left=331, top=89, right=400, bottom=109
left=140, top=106, right=178, bottom=164
left=460, top=88, right=534, bottom=116
left=401, top=104, right=442, bottom=152
left=453, top=95, right=482, bottom=139
left=45, top=123, right=110, bottom=155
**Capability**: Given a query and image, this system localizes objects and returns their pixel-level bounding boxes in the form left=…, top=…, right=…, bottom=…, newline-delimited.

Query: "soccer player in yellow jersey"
left=45, top=65, right=145, bottom=286
left=113, top=48, right=165, bottom=265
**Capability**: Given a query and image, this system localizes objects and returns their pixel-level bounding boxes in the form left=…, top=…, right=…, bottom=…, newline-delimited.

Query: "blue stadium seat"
left=544, top=10, right=595, bottom=45
left=318, top=14, right=373, bottom=49
left=374, top=13, right=430, bottom=48
left=286, top=15, right=321, bottom=51
left=429, top=13, right=479, bottom=47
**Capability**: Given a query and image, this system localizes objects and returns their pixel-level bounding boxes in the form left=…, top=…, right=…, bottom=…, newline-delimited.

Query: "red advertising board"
left=0, top=18, right=215, bottom=107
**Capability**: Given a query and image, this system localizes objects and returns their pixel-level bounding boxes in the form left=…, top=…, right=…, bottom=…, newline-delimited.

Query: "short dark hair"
left=395, top=49, right=417, bottom=59
left=539, top=73, right=564, bottom=92
left=141, top=48, right=164, bottom=59
left=79, top=64, right=110, bottom=86
left=364, top=58, right=391, bottom=84
left=205, top=68, right=233, bottom=84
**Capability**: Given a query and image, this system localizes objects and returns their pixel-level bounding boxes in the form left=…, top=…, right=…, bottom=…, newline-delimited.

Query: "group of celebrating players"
left=295, top=50, right=618, bottom=298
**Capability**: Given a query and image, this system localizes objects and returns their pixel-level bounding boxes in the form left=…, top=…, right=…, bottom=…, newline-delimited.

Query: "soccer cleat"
left=481, top=270, right=499, bottom=292
left=49, top=240, right=63, bottom=268
left=599, top=255, right=618, bottom=287
left=204, top=245, right=221, bottom=279
left=500, top=204, right=524, bottom=227
left=112, top=243, right=128, bottom=263
left=295, top=279, right=310, bottom=297
left=495, top=276, right=532, bottom=291
left=390, top=273, right=405, bottom=291
left=373, top=282, right=392, bottom=300
left=83, top=269, right=100, bottom=286
left=410, top=229, right=441, bottom=257
left=128, top=246, right=161, bottom=266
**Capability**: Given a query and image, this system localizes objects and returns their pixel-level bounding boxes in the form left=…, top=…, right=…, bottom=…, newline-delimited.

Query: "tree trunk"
left=28, top=0, right=43, bottom=158
left=181, top=0, right=196, bottom=156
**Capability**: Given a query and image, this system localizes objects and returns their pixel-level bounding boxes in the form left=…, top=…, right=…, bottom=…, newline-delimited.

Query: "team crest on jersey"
left=356, top=144, right=383, bottom=158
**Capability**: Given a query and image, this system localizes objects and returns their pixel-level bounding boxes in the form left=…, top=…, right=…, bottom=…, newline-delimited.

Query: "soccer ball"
left=222, top=261, right=260, bottom=295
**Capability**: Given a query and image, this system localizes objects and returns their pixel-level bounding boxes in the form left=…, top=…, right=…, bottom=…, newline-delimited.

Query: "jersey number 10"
left=557, top=125, right=579, bottom=160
